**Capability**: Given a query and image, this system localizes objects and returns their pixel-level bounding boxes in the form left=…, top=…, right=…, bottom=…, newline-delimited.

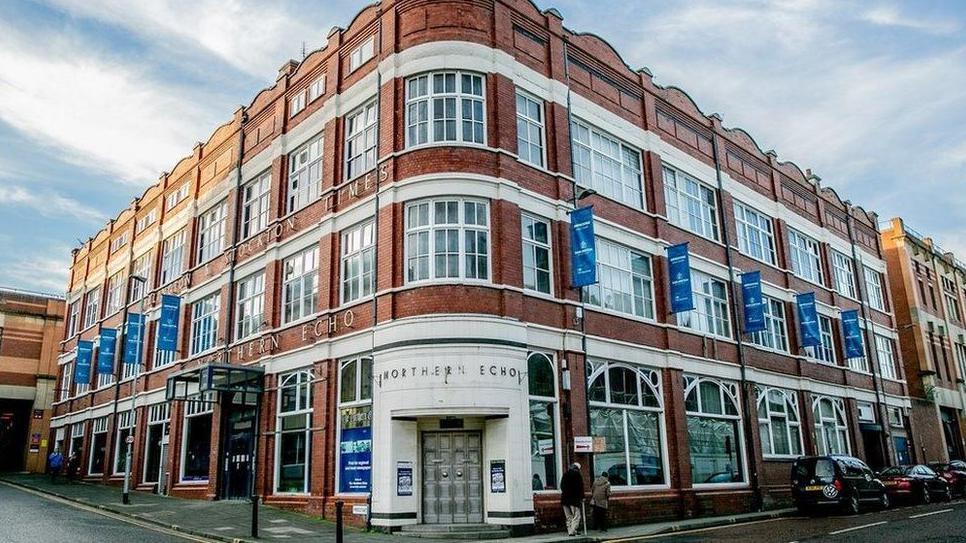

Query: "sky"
left=0, top=0, right=963, bottom=294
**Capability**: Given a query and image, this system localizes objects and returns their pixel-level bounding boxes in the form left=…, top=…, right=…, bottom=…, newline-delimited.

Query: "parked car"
left=928, top=461, right=966, bottom=497
left=878, top=465, right=952, bottom=504
left=791, top=455, right=889, bottom=515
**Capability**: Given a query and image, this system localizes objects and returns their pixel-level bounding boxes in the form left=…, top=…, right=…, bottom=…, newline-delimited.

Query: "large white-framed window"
left=112, top=410, right=135, bottom=475
left=60, top=361, right=73, bottom=401
left=83, top=287, right=101, bottom=330
left=276, top=370, right=313, bottom=494
left=831, top=251, right=856, bottom=298
left=130, top=252, right=152, bottom=301
left=588, top=361, right=666, bottom=487
left=734, top=202, right=776, bottom=265
left=160, top=229, right=187, bottom=285
left=864, top=267, right=886, bottom=311
left=190, top=293, right=219, bottom=355
left=515, top=89, right=545, bottom=168
left=405, top=71, right=485, bottom=147
left=875, top=334, right=898, bottom=380
left=197, top=201, right=227, bottom=264
left=528, top=353, right=561, bottom=491
left=337, top=357, right=372, bottom=494
left=242, top=172, right=271, bottom=239
left=571, top=118, right=643, bottom=208
left=67, top=300, right=80, bottom=338
left=405, top=199, right=489, bottom=283
left=235, top=273, right=265, bottom=341
left=181, top=393, right=214, bottom=482
left=282, top=247, right=319, bottom=324
left=341, top=221, right=375, bottom=305
left=788, top=229, right=823, bottom=284
left=88, top=416, right=109, bottom=476
left=678, top=271, right=731, bottom=339
left=143, top=403, right=170, bottom=485
left=105, top=271, right=125, bottom=316
left=663, top=166, right=719, bottom=241
left=749, top=297, right=788, bottom=352
left=584, top=238, right=654, bottom=319
left=522, top=214, right=552, bottom=295
left=345, top=100, right=378, bottom=181
left=812, top=396, right=850, bottom=455
left=805, top=315, right=836, bottom=365
left=288, top=135, right=323, bottom=213
left=755, top=386, right=803, bottom=458
left=684, top=375, right=745, bottom=485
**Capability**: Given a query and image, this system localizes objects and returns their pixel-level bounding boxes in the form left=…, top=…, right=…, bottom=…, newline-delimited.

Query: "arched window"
left=527, top=353, right=559, bottom=491
left=812, top=396, right=850, bottom=455
left=338, top=357, right=373, bottom=494
left=588, top=361, right=665, bottom=487
left=684, top=375, right=744, bottom=485
left=755, top=387, right=802, bottom=458
left=276, top=370, right=313, bottom=493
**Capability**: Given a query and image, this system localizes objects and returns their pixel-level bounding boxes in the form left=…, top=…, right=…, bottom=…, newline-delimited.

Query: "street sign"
left=574, top=436, right=593, bottom=453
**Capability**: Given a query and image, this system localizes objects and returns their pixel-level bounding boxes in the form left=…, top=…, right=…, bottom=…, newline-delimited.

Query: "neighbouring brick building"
left=881, top=218, right=966, bottom=464
left=0, top=287, right=65, bottom=473
left=51, top=0, right=915, bottom=534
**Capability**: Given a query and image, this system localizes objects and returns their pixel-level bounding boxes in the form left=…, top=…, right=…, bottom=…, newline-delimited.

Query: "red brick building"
left=52, top=0, right=914, bottom=534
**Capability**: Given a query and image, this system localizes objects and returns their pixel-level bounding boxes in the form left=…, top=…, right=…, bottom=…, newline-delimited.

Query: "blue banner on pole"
left=97, top=328, right=117, bottom=376
left=796, top=293, right=822, bottom=348
left=75, top=340, right=93, bottom=385
left=841, top=309, right=864, bottom=358
left=158, top=295, right=181, bottom=352
left=570, top=206, right=598, bottom=288
left=124, top=313, right=145, bottom=365
left=741, top=271, right=766, bottom=333
left=667, top=243, right=694, bottom=313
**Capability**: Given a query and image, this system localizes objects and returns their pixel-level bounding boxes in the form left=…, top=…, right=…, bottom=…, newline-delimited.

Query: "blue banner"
left=570, top=206, right=598, bottom=288
left=158, top=295, right=181, bottom=352
left=841, top=309, right=864, bottom=358
left=741, top=271, right=766, bottom=333
left=796, top=293, right=822, bottom=348
left=667, top=243, right=694, bottom=313
left=97, top=328, right=117, bottom=376
left=124, top=313, right=145, bottom=365
left=339, top=425, right=372, bottom=493
left=75, top=340, right=93, bottom=385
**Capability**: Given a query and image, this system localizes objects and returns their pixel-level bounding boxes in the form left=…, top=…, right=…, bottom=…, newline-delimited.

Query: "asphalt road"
left=616, top=499, right=966, bottom=543
left=0, top=482, right=213, bottom=543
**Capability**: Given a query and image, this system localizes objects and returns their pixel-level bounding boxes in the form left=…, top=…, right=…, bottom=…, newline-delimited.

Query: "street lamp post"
left=122, top=275, right=147, bottom=505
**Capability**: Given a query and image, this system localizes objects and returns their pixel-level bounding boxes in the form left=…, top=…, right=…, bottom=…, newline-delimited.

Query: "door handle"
left=456, top=470, right=463, bottom=478
left=442, top=471, right=449, bottom=478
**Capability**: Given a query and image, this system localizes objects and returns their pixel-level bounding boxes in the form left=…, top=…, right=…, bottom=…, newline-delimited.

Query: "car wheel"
left=920, top=485, right=931, bottom=505
left=845, top=493, right=861, bottom=515
left=878, top=492, right=890, bottom=510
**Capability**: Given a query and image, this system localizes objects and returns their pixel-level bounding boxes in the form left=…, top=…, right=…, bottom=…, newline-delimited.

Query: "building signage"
left=740, top=271, right=766, bottom=333
left=574, top=436, right=593, bottom=453
left=490, top=460, right=506, bottom=493
left=158, top=294, right=181, bottom=351
left=375, top=362, right=525, bottom=388
left=339, top=407, right=372, bottom=494
left=124, top=313, right=145, bottom=365
left=299, top=310, right=355, bottom=343
left=569, top=206, right=598, bottom=288
left=796, top=292, right=822, bottom=348
left=97, top=328, right=117, bottom=376
left=75, top=340, right=94, bottom=385
left=666, top=243, right=694, bottom=313
left=538, top=439, right=554, bottom=456
left=397, top=461, right=414, bottom=497
left=231, top=217, right=298, bottom=261
left=841, top=309, right=864, bottom=358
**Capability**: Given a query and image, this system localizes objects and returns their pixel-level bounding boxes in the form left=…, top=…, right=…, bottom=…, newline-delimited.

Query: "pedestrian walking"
left=66, top=449, right=81, bottom=482
left=48, top=448, right=64, bottom=484
left=590, top=471, right=611, bottom=532
left=559, top=462, right=584, bottom=536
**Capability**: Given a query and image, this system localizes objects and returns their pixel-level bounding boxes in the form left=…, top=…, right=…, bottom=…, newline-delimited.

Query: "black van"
left=791, top=455, right=889, bottom=515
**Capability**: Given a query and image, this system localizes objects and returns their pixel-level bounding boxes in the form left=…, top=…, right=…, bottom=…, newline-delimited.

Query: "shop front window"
left=812, top=396, right=850, bottom=456
left=181, top=394, right=213, bottom=482
left=684, top=375, right=744, bottom=485
left=338, top=357, right=372, bottom=494
left=277, top=370, right=313, bottom=493
left=527, top=353, right=558, bottom=491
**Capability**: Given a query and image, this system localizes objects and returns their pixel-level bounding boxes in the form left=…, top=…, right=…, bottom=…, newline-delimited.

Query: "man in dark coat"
left=559, top=462, right=584, bottom=536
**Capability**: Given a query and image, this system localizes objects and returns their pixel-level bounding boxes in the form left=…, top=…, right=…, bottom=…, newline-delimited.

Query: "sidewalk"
left=0, top=474, right=794, bottom=542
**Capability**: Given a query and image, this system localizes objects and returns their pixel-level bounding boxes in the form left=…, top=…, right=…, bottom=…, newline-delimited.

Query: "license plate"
left=805, top=485, right=824, bottom=491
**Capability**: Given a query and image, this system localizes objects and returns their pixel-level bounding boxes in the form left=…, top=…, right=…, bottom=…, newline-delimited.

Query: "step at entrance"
left=399, top=523, right=511, bottom=540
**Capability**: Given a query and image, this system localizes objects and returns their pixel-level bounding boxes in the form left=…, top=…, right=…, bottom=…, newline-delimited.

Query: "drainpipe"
left=710, top=127, right=762, bottom=511
left=367, top=17, right=383, bottom=531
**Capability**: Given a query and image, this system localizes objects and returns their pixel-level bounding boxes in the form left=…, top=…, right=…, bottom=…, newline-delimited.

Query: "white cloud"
left=0, top=20, right=220, bottom=185
left=2, top=251, right=72, bottom=293
left=0, top=184, right=104, bottom=222
left=862, top=5, right=960, bottom=35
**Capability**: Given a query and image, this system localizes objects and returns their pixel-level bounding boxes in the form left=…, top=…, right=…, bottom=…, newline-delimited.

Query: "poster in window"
left=339, top=406, right=372, bottom=493
left=397, top=461, right=413, bottom=496
left=490, top=460, right=506, bottom=493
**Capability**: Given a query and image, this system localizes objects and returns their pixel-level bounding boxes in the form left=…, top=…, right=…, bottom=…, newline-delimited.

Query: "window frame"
left=515, top=89, right=546, bottom=168
left=180, top=394, right=214, bottom=483
left=404, top=198, right=490, bottom=284
left=805, top=314, right=837, bottom=365
left=404, top=71, right=486, bottom=148
left=788, top=229, right=823, bottom=285
left=527, top=352, right=562, bottom=493
left=678, top=270, right=732, bottom=339
left=196, top=201, right=227, bottom=265
left=341, top=220, right=376, bottom=305
left=875, top=334, right=898, bottom=380
left=571, top=117, right=644, bottom=209
left=336, top=357, right=373, bottom=495
left=83, top=287, right=101, bottom=330
left=159, top=229, right=187, bottom=286
left=275, top=369, right=313, bottom=495
left=521, top=213, right=552, bottom=295
left=282, top=246, right=320, bottom=324
left=241, top=172, right=271, bottom=239
left=287, top=134, right=324, bottom=214
left=349, top=36, right=375, bottom=72
left=812, top=396, right=851, bottom=456
left=662, top=165, right=719, bottom=241
left=583, top=238, right=655, bottom=320
left=748, top=296, right=788, bottom=353
left=755, top=386, right=803, bottom=459
left=344, top=99, right=378, bottom=181
left=189, top=293, right=220, bottom=356
left=235, top=272, right=265, bottom=341
left=130, top=251, right=153, bottom=302
left=105, top=271, right=125, bottom=316
left=864, top=266, right=886, bottom=312
left=734, top=201, right=776, bottom=265
left=831, top=251, right=857, bottom=299
left=683, top=375, right=747, bottom=487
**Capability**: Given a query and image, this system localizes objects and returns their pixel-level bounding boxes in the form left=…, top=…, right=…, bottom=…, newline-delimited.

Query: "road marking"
left=0, top=481, right=218, bottom=542
left=602, top=517, right=790, bottom=542
left=909, top=508, right=953, bottom=519
left=827, top=521, right=887, bottom=535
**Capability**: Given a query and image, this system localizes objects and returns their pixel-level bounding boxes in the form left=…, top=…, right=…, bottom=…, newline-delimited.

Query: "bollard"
left=251, top=495, right=259, bottom=538
left=336, top=501, right=344, bottom=543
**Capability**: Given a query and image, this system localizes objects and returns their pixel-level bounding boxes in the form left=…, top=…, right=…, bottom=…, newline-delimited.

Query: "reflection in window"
left=528, top=353, right=558, bottom=491
left=684, top=375, right=744, bottom=485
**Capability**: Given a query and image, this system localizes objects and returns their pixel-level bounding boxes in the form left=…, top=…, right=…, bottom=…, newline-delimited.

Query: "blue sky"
left=0, top=0, right=963, bottom=293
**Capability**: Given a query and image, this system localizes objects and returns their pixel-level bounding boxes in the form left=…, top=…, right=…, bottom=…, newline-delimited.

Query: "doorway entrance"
left=220, top=392, right=258, bottom=500
left=421, top=431, right=483, bottom=524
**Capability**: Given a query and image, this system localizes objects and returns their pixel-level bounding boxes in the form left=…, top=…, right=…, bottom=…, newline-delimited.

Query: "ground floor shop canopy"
left=165, top=363, right=264, bottom=402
